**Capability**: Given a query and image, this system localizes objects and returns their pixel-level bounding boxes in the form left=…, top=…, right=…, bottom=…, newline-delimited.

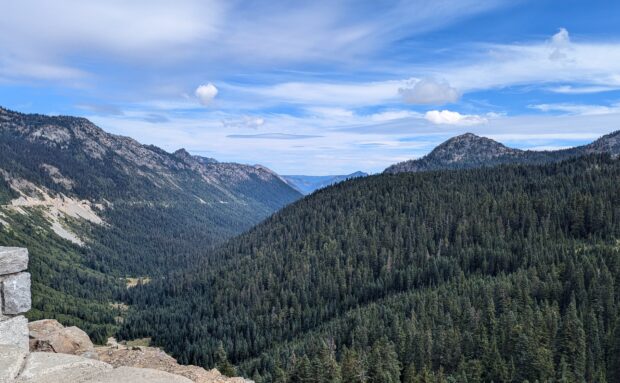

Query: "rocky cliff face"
left=384, top=131, right=620, bottom=174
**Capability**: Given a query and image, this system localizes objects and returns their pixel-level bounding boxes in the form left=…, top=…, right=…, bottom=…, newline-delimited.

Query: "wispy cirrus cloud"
left=0, top=0, right=509, bottom=84
left=546, top=85, right=620, bottom=94
left=227, top=133, right=322, bottom=140
left=222, top=116, right=266, bottom=129
left=212, top=28, right=620, bottom=114
left=442, top=28, right=620, bottom=92
left=530, top=102, right=620, bottom=115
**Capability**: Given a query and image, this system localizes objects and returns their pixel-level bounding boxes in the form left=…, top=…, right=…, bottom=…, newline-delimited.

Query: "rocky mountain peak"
left=385, top=133, right=521, bottom=174
left=173, top=148, right=192, bottom=158
left=385, top=129, right=620, bottom=174
left=431, top=133, right=517, bottom=159
left=584, top=130, right=620, bottom=154
left=174, top=149, right=218, bottom=166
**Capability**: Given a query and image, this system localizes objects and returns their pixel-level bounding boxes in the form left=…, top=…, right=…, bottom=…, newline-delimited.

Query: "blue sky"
left=2, top=0, right=620, bottom=174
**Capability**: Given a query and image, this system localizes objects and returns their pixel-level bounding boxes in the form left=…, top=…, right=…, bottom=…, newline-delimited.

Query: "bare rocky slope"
left=384, top=131, right=620, bottom=173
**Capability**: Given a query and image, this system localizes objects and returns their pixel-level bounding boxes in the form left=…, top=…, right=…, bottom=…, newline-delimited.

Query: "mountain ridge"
left=384, top=130, right=620, bottom=173
left=0, top=106, right=301, bottom=341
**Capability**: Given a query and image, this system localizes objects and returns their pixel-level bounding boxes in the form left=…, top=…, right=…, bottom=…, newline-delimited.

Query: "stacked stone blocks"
left=0, top=246, right=31, bottom=351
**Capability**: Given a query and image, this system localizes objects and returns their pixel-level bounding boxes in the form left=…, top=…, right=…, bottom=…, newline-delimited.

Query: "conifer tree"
left=556, top=297, right=586, bottom=382
left=341, top=347, right=366, bottom=383
left=289, top=356, right=313, bottom=383
left=367, top=338, right=400, bottom=383
left=216, top=343, right=236, bottom=377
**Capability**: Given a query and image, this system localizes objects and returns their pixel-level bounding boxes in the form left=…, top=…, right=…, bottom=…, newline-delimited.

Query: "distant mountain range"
left=282, top=171, right=368, bottom=194
left=0, top=106, right=301, bottom=339
left=384, top=131, right=620, bottom=174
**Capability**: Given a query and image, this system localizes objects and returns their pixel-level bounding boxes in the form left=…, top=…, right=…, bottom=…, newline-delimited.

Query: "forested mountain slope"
left=121, top=155, right=620, bottom=382
left=0, top=106, right=301, bottom=341
left=384, top=131, right=620, bottom=173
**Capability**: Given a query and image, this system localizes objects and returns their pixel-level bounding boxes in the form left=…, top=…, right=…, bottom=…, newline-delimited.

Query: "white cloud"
left=551, top=28, right=570, bottom=45
left=530, top=102, right=620, bottom=115
left=0, top=57, right=87, bottom=82
left=222, top=115, right=265, bottom=129
left=369, top=110, right=421, bottom=122
left=195, top=83, right=218, bottom=106
left=0, top=1, right=221, bottom=58
left=425, top=110, right=488, bottom=125
left=241, top=79, right=405, bottom=107
left=225, top=28, right=620, bottom=112
left=547, top=85, right=620, bottom=94
left=549, top=27, right=571, bottom=61
left=399, top=78, right=460, bottom=105
left=0, top=0, right=508, bottom=83
left=442, top=28, right=620, bottom=92
left=307, top=107, right=355, bottom=119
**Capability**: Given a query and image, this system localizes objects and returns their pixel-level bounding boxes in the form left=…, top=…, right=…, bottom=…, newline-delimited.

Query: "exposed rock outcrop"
left=29, top=319, right=98, bottom=359
left=0, top=344, right=193, bottom=383
left=97, top=340, right=251, bottom=383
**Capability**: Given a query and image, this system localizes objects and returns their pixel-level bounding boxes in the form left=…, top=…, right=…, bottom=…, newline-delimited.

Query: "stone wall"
left=0, top=246, right=31, bottom=351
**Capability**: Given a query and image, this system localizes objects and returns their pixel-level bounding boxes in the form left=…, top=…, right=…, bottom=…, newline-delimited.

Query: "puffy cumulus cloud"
left=399, top=78, right=460, bottom=105
left=549, top=27, right=572, bottom=61
left=424, top=110, right=487, bottom=126
left=195, top=83, right=218, bottom=106
left=551, top=27, right=570, bottom=45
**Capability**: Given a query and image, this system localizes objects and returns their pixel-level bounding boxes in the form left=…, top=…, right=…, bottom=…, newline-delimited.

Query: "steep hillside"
left=121, top=155, right=620, bottom=382
left=282, top=172, right=368, bottom=195
left=0, top=106, right=301, bottom=341
left=384, top=131, right=620, bottom=173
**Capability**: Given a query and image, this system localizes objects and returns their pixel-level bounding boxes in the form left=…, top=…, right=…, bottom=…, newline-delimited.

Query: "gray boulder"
left=15, top=352, right=112, bottom=383
left=29, top=319, right=97, bottom=359
left=86, top=366, right=193, bottom=383
left=2, top=272, right=31, bottom=314
left=0, top=345, right=28, bottom=382
left=0, top=315, right=29, bottom=351
left=0, top=247, right=28, bottom=275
